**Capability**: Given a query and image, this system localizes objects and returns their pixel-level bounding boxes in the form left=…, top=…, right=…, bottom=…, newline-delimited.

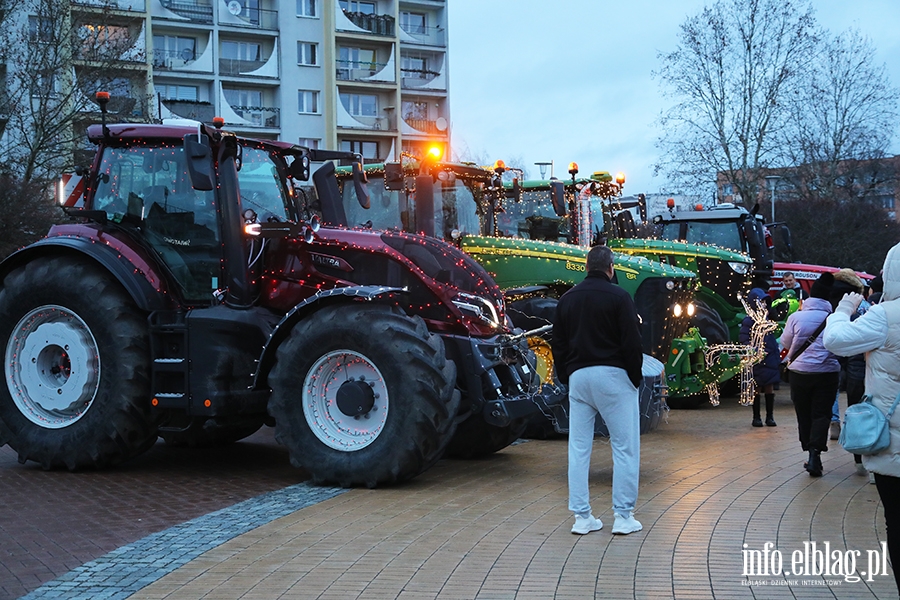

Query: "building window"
left=298, top=90, right=319, bottom=114
left=299, top=138, right=319, bottom=150
left=296, top=0, right=316, bottom=17
left=340, top=0, right=375, bottom=14
left=152, top=35, right=196, bottom=67
left=341, top=139, right=378, bottom=160
left=157, top=84, right=198, bottom=101
left=28, top=16, right=53, bottom=42
left=340, top=93, right=377, bottom=117
left=402, top=100, right=428, bottom=120
left=297, top=41, right=318, bottom=66
left=721, top=183, right=733, bottom=196
left=400, top=11, right=426, bottom=34
left=221, top=40, right=261, bottom=61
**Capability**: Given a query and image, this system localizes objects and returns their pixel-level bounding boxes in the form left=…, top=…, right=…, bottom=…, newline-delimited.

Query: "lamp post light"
left=535, top=161, right=553, bottom=180
left=765, top=175, right=780, bottom=222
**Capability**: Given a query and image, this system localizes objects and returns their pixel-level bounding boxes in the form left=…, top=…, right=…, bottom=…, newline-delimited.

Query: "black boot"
left=752, top=394, right=763, bottom=427
left=806, top=450, right=823, bottom=477
left=765, top=393, right=776, bottom=427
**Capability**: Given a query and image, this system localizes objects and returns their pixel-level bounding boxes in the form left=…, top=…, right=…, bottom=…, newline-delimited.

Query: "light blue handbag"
left=840, top=392, right=900, bottom=455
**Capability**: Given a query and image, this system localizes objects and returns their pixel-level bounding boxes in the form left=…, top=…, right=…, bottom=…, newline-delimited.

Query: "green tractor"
left=321, top=158, right=745, bottom=417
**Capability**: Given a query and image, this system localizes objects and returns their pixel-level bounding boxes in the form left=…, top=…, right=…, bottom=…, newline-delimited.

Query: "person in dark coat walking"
left=740, top=286, right=780, bottom=427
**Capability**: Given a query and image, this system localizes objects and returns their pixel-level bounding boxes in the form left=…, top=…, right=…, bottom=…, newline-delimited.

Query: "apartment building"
left=2, top=0, right=450, bottom=172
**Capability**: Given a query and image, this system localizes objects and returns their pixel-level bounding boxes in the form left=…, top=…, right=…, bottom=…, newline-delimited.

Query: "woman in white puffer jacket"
left=823, top=241, right=900, bottom=596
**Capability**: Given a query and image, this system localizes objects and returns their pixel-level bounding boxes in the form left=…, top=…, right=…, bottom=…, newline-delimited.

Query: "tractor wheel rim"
left=302, top=349, right=389, bottom=451
left=5, top=305, right=100, bottom=429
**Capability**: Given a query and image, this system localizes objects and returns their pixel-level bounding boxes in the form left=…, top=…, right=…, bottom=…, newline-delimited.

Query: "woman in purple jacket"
left=780, top=272, right=841, bottom=477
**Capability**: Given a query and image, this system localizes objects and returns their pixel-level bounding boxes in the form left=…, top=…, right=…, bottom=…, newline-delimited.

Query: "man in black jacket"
left=552, top=245, right=644, bottom=536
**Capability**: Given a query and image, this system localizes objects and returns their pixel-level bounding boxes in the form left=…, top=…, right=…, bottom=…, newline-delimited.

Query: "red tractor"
left=0, top=114, right=545, bottom=487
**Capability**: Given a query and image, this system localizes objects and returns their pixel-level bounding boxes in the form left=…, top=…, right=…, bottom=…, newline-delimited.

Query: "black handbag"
left=781, top=318, right=828, bottom=383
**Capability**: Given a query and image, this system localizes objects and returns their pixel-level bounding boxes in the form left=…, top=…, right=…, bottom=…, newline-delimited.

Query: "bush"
left=0, top=175, right=62, bottom=260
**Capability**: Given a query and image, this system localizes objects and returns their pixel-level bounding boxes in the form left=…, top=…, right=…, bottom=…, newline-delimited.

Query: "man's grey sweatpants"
left=567, top=365, right=640, bottom=518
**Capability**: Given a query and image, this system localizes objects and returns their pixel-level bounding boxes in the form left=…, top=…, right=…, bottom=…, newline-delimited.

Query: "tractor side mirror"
left=385, top=162, right=404, bottom=191
left=183, top=133, right=214, bottom=191
left=352, top=162, right=370, bottom=209
left=550, top=180, right=566, bottom=217
left=414, top=174, right=436, bottom=238
left=779, top=225, right=793, bottom=257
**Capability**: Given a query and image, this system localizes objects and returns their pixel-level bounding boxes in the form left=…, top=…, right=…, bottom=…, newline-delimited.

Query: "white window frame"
left=296, top=0, right=317, bottom=18
left=299, top=137, right=319, bottom=150
left=298, top=89, right=319, bottom=114
left=340, top=93, right=377, bottom=117
left=297, top=41, right=318, bottom=66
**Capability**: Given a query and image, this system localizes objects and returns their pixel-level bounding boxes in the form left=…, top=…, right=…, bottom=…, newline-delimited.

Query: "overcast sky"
left=446, top=0, right=900, bottom=194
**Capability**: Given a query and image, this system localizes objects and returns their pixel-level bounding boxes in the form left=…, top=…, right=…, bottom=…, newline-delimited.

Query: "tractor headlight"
left=673, top=303, right=683, bottom=318
left=687, top=302, right=695, bottom=317
left=453, top=293, right=501, bottom=329
left=728, top=261, right=750, bottom=274
left=665, top=280, right=675, bottom=290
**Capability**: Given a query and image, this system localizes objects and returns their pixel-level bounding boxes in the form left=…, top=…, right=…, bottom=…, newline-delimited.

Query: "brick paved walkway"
left=16, top=391, right=897, bottom=599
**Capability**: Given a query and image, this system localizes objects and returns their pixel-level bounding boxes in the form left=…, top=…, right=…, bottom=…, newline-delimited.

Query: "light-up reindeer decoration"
left=703, top=296, right=778, bottom=406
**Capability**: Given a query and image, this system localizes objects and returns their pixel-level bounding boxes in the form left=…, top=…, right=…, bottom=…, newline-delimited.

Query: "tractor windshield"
left=659, top=220, right=744, bottom=252
left=237, top=145, right=292, bottom=222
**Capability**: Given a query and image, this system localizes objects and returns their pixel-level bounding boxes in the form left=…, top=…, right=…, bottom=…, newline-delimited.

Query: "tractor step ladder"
left=148, top=311, right=190, bottom=410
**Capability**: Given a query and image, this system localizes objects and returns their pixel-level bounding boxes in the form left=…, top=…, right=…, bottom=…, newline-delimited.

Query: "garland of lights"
left=703, top=297, right=778, bottom=406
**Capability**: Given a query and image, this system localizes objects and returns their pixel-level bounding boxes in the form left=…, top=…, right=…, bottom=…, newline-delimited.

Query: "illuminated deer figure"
left=704, top=296, right=778, bottom=406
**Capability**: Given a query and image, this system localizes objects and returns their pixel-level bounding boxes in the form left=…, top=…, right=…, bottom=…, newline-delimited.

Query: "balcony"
left=399, top=24, right=445, bottom=46
left=153, top=48, right=197, bottom=70
left=339, top=11, right=395, bottom=36
left=74, top=0, right=147, bottom=11
left=403, top=118, right=440, bottom=134
left=219, top=58, right=267, bottom=76
left=218, top=6, right=278, bottom=30
left=159, top=0, right=212, bottom=23
left=226, top=105, right=279, bottom=127
left=162, top=99, right=215, bottom=122
left=400, top=67, right=442, bottom=89
left=336, top=60, right=389, bottom=82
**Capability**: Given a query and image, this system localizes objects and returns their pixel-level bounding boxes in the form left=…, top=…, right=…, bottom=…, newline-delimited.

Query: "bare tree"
left=777, top=29, right=899, bottom=204
left=0, top=0, right=151, bottom=185
left=653, top=0, right=817, bottom=201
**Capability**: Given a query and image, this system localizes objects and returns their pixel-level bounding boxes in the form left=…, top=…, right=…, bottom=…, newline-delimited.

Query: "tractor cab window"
left=342, top=177, right=408, bottom=230
left=92, top=145, right=221, bottom=303
left=434, top=178, right=480, bottom=239
left=237, top=146, right=292, bottom=222
left=683, top=221, right=743, bottom=251
left=496, top=189, right=569, bottom=243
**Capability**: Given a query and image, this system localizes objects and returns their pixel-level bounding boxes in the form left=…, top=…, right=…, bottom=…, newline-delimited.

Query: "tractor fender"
left=253, top=285, right=407, bottom=388
left=0, top=236, right=169, bottom=312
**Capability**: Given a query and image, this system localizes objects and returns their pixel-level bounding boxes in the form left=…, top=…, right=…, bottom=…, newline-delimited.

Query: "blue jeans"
left=568, top=365, right=640, bottom=517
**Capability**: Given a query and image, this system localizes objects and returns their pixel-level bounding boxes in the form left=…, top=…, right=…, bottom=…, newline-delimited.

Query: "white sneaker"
left=612, top=513, right=643, bottom=535
left=571, top=514, right=603, bottom=535
left=855, top=463, right=868, bottom=476
left=869, top=472, right=877, bottom=485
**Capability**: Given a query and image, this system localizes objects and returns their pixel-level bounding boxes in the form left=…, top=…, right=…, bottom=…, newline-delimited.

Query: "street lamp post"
left=535, top=161, right=553, bottom=180
left=765, top=175, right=780, bottom=222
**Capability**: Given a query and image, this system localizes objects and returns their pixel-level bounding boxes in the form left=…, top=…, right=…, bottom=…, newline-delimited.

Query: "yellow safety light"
left=427, top=145, right=442, bottom=160
left=615, top=172, right=626, bottom=185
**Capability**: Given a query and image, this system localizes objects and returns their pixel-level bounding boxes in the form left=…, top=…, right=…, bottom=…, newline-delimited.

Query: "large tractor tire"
left=443, top=414, right=528, bottom=459
left=690, top=300, right=730, bottom=345
left=0, top=257, right=158, bottom=469
left=268, top=304, right=459, bottom=488
left=159, top=416, right=265, bottom=448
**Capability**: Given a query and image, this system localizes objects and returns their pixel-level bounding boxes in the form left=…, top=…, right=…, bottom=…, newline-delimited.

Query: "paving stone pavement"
left=11, top=391, right=898, bottom=599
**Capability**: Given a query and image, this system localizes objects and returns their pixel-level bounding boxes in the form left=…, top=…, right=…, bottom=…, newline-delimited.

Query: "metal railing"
left=341, top=114, right=394, bottom=131
left=227, top=105, right=279, bottom=127
left=159, top=0, right=213, bottom=23
left=219, top=7, right=278, bottom=30
left=162, top=99, right=216, bottom=122
left=400, top=24, right=445, bottom=46
left=152, top=48, right=197, bottom=70
left=73, top=0, right=147, bottom=11
left=400, top=68, right=442, bottom=89
left=219, top=57, right=268, bottom=76
left=336, top=60, right=389, bottom=81
left=339, top=11, right=394, bottom=36
left=403, top=118, right=440, bottom=134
